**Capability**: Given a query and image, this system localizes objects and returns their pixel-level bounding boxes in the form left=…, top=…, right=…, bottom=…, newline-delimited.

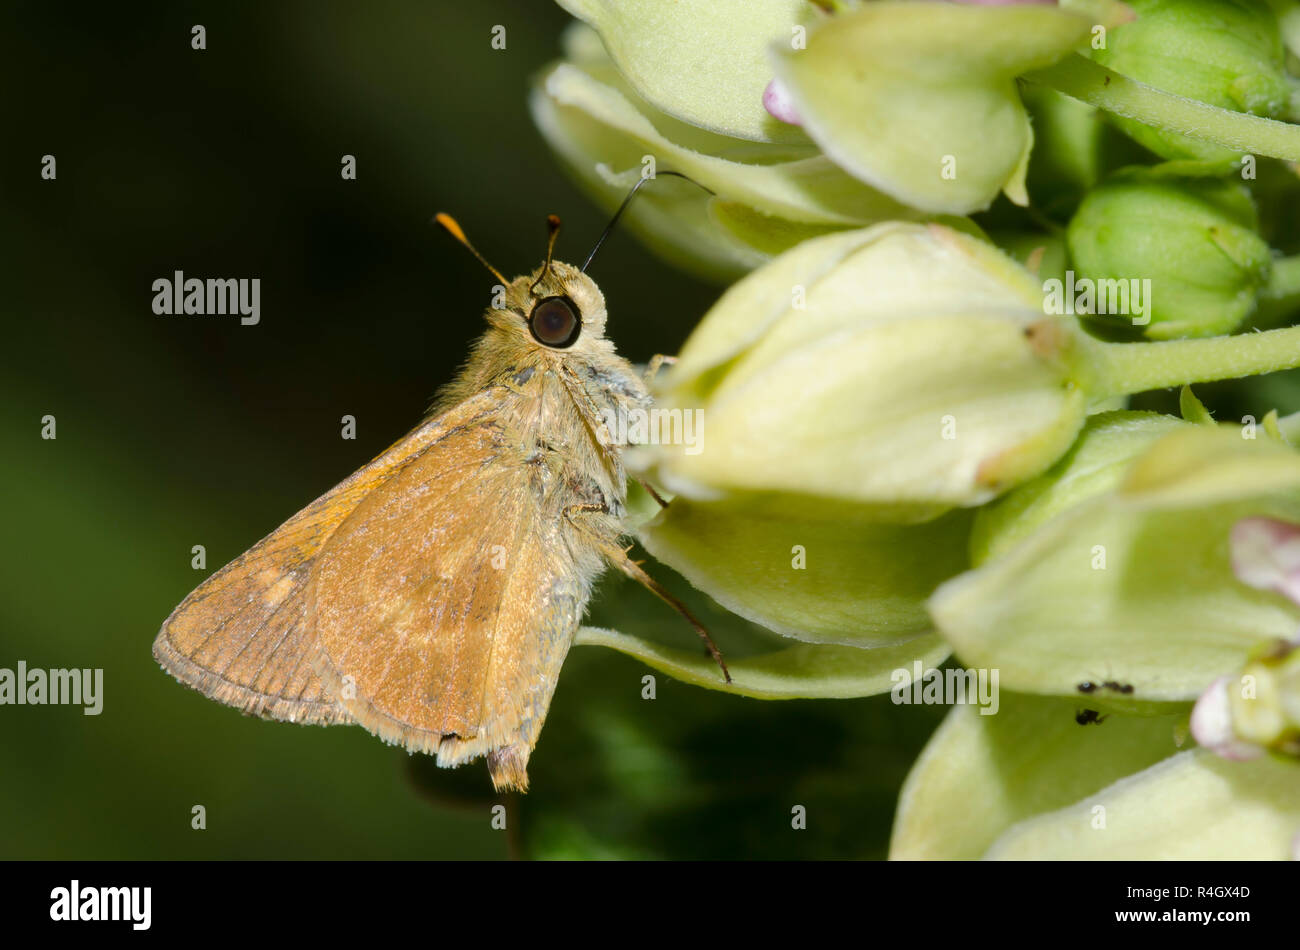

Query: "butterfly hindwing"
left=307, top=381, right=601, bottom=791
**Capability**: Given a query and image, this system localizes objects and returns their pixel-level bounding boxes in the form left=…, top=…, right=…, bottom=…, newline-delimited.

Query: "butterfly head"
left=436, top=212, right=609, bottom=354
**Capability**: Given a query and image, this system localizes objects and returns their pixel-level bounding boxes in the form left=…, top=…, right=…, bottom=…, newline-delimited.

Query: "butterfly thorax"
left=431, top=261, right=651, bottom=523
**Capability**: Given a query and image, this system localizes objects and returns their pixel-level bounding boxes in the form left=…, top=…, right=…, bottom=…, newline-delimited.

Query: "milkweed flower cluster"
left=537, top=0, right=1300, bottom=857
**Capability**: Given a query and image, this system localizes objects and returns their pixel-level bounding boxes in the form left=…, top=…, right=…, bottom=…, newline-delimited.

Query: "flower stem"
left=1025, top=54, right=1300, bottom=162
left=1082, top=324, right=1300, bottom=401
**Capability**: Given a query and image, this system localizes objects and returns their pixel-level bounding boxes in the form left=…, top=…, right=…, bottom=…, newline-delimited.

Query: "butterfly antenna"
left=434, top=212, right=509, bottom=286
left=581, top=171, right=714, bottom=273
left=529, top=214, right=562, bottom=294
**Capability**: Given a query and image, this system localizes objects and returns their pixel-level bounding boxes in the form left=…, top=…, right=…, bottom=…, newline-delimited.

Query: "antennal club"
left=434, top=212, right=509, bottom=286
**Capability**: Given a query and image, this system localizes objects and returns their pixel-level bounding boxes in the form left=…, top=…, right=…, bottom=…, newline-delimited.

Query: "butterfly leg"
left=642, top=353, right=677, bottom=385
left=613, top=551, right=731, bottom=684
left=563, top=503, right=731, bottom=684
left=558, top=364, right=669, bottom=509
left=633, top=476, right=669, bottom=509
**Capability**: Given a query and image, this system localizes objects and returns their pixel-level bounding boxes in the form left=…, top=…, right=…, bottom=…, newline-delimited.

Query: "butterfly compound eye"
left=529, top=295, right=581, bottom=348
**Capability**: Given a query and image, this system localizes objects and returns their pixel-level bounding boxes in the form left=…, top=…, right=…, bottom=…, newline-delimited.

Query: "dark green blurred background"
left=2, top=1, right=949, bottom=859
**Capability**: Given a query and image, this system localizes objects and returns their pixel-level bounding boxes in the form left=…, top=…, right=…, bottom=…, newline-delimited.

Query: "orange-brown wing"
left=152, top=389, right=504, bottom=725
left=306, top=411, right=595, bottom=792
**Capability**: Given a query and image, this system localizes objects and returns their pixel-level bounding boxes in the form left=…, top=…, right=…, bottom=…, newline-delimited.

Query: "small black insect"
left=1075, top=708, right=1109, bottom=726
left=1077, top=680, right=1135, bottom=695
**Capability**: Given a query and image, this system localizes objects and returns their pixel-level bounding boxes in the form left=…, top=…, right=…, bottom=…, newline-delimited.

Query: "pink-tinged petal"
left=1231, top=517, right=1300, bottom=606
left=1191, top=676, right=1264, bottom=761
left=762, top=77, right=802, bottom=126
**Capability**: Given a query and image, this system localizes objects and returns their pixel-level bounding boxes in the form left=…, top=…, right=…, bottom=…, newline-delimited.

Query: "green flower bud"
left=1066, top=172, right=1272, bottom=338
left=770, top=2, right=1093, bottom=214
left=637, top=223, right=1087, bottom=521
left=1093, top=0, right=1292, bottom=161
left=529, top=24, right=916, bottom=282
left=639, top=223, right=1300, bottom=518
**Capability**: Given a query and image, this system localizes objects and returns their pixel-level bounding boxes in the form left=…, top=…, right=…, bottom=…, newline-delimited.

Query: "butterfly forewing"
left=152, top=389, right=503, bottom=725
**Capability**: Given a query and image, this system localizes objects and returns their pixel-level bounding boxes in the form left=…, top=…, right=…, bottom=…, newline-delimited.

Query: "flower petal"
left=557, top=0, right=819, bottom=144
left=771, top=2, right=1092, bottom=213
left=762, top=77, right=802, bottom=126
left=1232, top=516, right=1300, bottom=607
left=970, top=411, right=1187, bottom=566
left=1190, top=675, right=1265, bottom=761
left=530, top=68, right=841, bottom=280
left=575, top=626, right=951, bottom=699
left=891, top=693, right=1185, bottom=859
left=531, top=60, right=917, bottom=226
left=931, top=426, right=1300, bottom=701
left=984, top=749, right=1300, bottom=859
left=638, top=496, right=973, bottom=646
